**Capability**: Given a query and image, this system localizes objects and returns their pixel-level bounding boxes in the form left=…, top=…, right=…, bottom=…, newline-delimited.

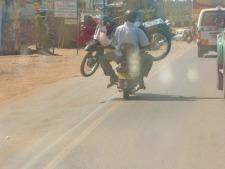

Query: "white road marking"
left=45, top=102, right=121, bottom=169
left=22, top=93, right=119, bottom=169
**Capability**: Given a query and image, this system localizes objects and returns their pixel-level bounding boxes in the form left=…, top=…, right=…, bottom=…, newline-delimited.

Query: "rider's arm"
left=137, top=28, right=150, bottom=48
left=137, top=28, right=150, bottom=52
left=112, top=26, right=120, bottom=47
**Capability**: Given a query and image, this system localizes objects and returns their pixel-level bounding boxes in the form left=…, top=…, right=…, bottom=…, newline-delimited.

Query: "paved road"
left=0, top=42, right=225, bottom=169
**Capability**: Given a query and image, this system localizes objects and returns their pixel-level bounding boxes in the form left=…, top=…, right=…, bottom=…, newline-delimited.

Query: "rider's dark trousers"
left=99, top=51, right=119, bottom=77
left=142, top=52, right=153, bottom=77
left=99, top=51, right=153, bottom=78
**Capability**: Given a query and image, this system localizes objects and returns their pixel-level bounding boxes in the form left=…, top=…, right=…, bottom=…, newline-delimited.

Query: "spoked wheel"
left=123, top=89, right=130, bottom=100
left=80, top=51, right=100, bottom=77
left=147, top=32, right=171, bottom=61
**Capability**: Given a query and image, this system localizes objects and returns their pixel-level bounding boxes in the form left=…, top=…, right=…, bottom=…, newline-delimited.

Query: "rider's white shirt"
left=113, top=22, right=150, bottom=56
left=93, top=25, right=112, bottom=47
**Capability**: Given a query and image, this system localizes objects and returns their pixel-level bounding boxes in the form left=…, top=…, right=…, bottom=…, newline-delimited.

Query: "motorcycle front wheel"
left=80, top=51, right=100, bottom=77
left=147, top=32, right=171, bottom=62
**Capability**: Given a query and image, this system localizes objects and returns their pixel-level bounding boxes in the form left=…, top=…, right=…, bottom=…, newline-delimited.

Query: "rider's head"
left=124, top=10, right=136, bottom=23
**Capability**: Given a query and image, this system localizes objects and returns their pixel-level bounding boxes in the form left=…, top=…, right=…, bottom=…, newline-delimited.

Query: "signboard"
left=54, top=0, right=77, bottom=18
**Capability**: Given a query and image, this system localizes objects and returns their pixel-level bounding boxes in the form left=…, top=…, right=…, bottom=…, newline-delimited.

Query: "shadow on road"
left=112, top=93, right=223, bottom=102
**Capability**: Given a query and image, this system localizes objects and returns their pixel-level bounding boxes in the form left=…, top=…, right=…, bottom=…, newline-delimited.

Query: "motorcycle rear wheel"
left=147, top=32, right=171, bottom=62
left=123, top=90, right=130, bottom=100
left=80, top=51, right=100, bottom=77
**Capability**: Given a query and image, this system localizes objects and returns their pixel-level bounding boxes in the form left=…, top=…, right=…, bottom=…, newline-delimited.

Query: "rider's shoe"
left=107, top=75, right=118, bottom=88
left=136, top=79, right=146, bottom=90
left=136, top=84, right=146, bottom=91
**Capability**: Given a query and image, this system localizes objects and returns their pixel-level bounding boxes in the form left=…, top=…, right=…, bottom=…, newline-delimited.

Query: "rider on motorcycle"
left=99, top=10, right=153, bottom=89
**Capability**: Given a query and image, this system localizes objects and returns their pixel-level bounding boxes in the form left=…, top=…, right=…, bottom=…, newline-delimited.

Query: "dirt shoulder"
left=0, top=48, right=85, bottom=104
left=0, top=41, right=185, bottom=105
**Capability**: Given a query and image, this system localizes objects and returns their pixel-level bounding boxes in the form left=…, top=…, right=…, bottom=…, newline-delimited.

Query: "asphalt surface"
left=0, top=42, right=225, bottom=169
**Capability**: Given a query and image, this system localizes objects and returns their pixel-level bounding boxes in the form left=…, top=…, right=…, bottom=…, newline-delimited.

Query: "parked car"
left=196, top=6, right=225, bottom=57
left=216, top=31, right=225, bottom=98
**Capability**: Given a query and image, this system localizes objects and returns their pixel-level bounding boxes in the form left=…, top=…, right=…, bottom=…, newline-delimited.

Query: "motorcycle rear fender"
left=118, top=79, right=138, bottom=90
left=84, top=41, right=98, bottom=51
left=158, top=25, right=175, bottom=39
left=118, top=79, right=130, bottom=90
left=165, top=31, right=175, bottom=39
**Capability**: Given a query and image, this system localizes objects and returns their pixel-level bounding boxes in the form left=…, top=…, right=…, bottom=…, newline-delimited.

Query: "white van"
left=196, top=6, right=225, bottom=57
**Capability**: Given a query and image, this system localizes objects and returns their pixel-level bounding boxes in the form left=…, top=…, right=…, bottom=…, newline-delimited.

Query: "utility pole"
left=158, top=0, right=165, bottom=19
left=76, top=0, right=79, bottom=55
left=103, top=0, right=106, bottom=14
left=91, top=0, right=95, bottom=10
left=139, top=0, right=142, bottom=9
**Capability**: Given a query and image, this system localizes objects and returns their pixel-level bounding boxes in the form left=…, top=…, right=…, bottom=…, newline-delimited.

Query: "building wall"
left=0, top=1, right=39, bottom=54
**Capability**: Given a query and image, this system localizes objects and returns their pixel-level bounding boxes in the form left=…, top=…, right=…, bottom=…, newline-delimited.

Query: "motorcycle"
left=186, top=35, right=193, bottom=43
left=80, top=17, right=174, bottom=77
left=185, top=33, right=193, bottom=44
left=80, top=16, right=116, bottom=77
